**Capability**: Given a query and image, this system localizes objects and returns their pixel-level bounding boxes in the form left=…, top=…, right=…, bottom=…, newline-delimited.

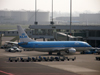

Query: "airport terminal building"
left=0, top=24, right=100, bottom=47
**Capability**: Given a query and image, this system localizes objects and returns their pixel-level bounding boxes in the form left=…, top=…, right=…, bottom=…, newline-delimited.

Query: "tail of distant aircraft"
left=17, top=25, right=33, bottom=42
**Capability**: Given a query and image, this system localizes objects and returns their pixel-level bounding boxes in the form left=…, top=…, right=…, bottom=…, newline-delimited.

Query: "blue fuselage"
left=18, top=41, right=92, bottom=52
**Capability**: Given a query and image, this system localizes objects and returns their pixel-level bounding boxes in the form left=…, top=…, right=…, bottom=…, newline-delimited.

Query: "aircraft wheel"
left=57, top=52, right=61, bottom=55
left=82, top=51, right=85, bottom=54
left=67, top=59, right=69, bottom=61
left=24, top=49, right=25, bottom=51
left=49, top=52, right=52, bottom=55
left=10, top=60, right=12, bottom=62
left=15, top=60, right=17, bottom=62
left=27, top=60, right=29, bottom=62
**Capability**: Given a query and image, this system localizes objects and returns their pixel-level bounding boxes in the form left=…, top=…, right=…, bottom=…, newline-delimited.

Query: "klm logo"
left=20, top=33, right=27, bottom=38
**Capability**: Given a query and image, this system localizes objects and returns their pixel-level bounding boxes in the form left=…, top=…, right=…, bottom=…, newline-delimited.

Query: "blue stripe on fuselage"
left=18, top=41, right=91, bottom=48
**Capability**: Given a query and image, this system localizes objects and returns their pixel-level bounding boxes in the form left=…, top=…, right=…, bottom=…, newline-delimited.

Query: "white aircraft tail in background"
left=17, top=25, right=33, bottom=42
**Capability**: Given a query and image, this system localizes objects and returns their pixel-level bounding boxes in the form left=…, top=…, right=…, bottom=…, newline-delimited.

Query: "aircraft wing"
left=52, top=47, right=66, bottom=51
left=5, top=41, right=18, bottom=45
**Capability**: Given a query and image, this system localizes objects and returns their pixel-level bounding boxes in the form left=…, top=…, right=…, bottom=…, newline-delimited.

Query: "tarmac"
left=0, top=37, right=100, bottom=75
left=0, top=49, right=100, bottom=75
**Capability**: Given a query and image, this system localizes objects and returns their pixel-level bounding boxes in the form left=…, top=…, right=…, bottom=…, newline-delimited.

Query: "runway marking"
left=0, top=70, right=14, bottom=75
left=47, top=65, right=98, bottom=73
left=14, top=73, right=80, bottom=75
left=0, top=67, right=46, bottom=68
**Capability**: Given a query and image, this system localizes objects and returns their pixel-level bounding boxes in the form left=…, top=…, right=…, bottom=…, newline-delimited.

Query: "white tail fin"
left=17, top=25, right=33, bottom=42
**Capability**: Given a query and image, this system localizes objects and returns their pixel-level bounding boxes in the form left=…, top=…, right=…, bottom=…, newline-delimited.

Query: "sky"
left=0, top=0, right=100, bottom=13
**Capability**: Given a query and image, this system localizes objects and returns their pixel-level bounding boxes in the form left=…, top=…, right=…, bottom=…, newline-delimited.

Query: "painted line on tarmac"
left=14, top=73, right=80, bottom=75
left=0, top=70, right=14, bottom=75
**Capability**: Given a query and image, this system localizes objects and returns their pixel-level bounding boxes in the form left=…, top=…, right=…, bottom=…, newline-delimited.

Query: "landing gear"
left=65, top=50, right=69, bottom=54
left=82, top=51, right=85, bottom=54
left=49, top=52, right=52, bottom=55
left=57, top=51, right=61, bottom=55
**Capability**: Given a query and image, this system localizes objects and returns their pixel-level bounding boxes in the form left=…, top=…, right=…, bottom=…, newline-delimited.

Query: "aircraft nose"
left=84, top=42, right=92, bottom=47
left=87, top=44, right=92, bottom=47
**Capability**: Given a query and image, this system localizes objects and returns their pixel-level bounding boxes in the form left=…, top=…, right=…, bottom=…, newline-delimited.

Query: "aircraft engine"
left=65, top=48, right=76, bottom=54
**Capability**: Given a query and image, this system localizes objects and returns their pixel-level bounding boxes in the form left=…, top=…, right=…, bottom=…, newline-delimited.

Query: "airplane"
left=16, top=25, right=92, bottom=55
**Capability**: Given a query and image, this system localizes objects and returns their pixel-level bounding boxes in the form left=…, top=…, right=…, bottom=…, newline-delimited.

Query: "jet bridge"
left=55, top=32, right=83, bottom=41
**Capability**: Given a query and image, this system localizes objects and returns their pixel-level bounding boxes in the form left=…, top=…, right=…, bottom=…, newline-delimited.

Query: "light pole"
left=34, top=0, right=38, bottom=25
left=70, top=0, right=72, bottom=35
left=50, top=0, right=54, bottom=25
